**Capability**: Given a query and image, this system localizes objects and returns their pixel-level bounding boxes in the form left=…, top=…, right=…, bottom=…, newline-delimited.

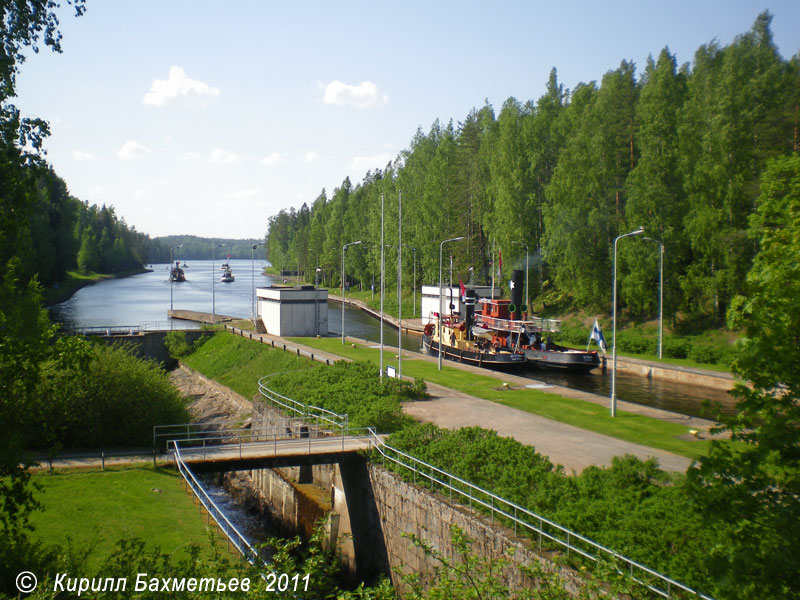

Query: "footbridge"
left=162, top=424, right=375, bottom=473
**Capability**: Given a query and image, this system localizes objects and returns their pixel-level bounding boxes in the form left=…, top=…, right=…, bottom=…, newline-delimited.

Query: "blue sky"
left=13, top=1, right=800, bottom=239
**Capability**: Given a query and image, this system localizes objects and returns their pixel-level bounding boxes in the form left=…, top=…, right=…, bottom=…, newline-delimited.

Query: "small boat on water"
left=220, top=265, right=234, bottom=282
left=473, top=270, right=600, bottom=374
left=169, top=260, right=186, bottom=282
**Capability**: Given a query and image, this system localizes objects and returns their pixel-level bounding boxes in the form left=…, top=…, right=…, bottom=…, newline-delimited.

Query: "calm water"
left=50, top=260, right=273, bottom=329
left=49, top=266, right=736, bottom=419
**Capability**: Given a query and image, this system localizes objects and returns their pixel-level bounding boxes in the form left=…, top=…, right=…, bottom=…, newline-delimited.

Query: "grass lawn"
left=288, top=336, right=713, bottom=460
left=30, top=465, right=218, bottom=571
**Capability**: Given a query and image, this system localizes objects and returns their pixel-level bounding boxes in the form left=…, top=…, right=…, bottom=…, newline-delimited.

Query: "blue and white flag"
left=589, top=319, right=607, bottom=353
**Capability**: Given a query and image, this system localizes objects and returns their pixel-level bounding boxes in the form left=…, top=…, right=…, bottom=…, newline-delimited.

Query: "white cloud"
left=209, top=148, right=240, bottom=164
left=73, top=149, right=99, bottom=162
left=143, top=65, right=220, bottom=107
left=351, top=152, right=394, bottom=174
left=262, top=152, right=282, bottom=165
left=87, top=186, right=103, bottom=198
left=117, top=140, right=150, bottom=160
left=133, top=189, right=150, bottom=200
left=305, top=151, right=318, bottom=163
left=323, top=80, right=388, bottom=108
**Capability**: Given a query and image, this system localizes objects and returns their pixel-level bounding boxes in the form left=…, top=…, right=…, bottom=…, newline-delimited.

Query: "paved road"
left=405, top=383, right=693, bottom=474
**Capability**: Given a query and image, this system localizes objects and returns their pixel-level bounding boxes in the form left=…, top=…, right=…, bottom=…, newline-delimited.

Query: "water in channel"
left=48, top=264, right=734, bottom=419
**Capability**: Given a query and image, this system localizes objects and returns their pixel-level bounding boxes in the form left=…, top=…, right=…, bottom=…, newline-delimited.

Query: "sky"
left=13, top=1, right=800, bottom=240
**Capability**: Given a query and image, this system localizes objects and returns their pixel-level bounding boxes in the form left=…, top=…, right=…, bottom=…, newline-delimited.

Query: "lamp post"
left=439, top=236, right=465, bottom=370
left=611, top=227, right=644, bottom=417
left=169, top=244, right=181, bottom=311
left=380, top=193, right=384, bottom=376
left=251, top=242, right=265, bottom=324
left=211, top=243, right=224, bottom=321
left=397, top=191, right=402, bottom=379
left=341, top=240, right=362, bottom=344
left=644, top=237, right=665, bottom=360
left=511, top=240, right=529, bottom=313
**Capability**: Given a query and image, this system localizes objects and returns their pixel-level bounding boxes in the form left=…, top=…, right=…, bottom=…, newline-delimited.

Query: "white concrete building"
left=257, top=286, right=328, bottom=336
left=420, top=285, right=498, bottom=325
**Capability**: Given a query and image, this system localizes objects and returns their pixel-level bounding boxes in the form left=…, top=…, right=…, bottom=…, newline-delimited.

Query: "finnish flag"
left=589, top=319, right=607, bottom=353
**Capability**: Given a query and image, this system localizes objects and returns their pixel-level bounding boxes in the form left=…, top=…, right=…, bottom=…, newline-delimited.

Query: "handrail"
left=258, top=375, right=349, bottom=430
left=366, top=428, right=714, bottom=600
left=172, top=441, right=261, bottom=565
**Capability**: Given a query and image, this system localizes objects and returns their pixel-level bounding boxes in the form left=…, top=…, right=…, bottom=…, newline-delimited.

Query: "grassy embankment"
left=29, top=466, right=218, bottom=571
left=44, top=268, right=151, bottom=306
left=187, top=331, right=712, bottom=460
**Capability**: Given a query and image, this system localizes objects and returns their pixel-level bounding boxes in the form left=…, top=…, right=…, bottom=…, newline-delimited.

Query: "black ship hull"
left=523, top=348, right=600, bottom=374
left=422, top=334, right=527, bottom=371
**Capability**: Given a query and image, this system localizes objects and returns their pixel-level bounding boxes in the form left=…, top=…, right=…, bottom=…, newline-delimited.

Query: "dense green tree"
left=623, top=49, right=688, bottom=318
left=679, top=11, right=794, bottom=322
left=687, top=154, right=800, bottom=599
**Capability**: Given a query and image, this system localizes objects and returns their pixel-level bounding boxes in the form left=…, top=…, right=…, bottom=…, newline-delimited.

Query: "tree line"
left=3, top=164, right=163, bottom=288
left=266, top=11, right=799, bottom=326
left=150, top=235, right=267, bottom=262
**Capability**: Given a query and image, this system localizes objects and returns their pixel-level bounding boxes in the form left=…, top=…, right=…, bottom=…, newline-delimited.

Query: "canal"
left=49, top=263, right=736, bottom=419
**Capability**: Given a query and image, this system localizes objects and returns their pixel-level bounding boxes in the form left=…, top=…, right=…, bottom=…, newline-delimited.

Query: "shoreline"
left=44, top=267, right=153, bottom=307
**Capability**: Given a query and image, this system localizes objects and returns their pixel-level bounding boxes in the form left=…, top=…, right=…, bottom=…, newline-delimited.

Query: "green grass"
left=182, top=331, right=318, bottom=399
left=288, top=336, right=712, bottom=460
left=29, top=466, right=217, bottom=571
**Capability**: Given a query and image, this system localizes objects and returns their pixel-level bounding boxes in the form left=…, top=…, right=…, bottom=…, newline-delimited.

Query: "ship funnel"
left=510, top=269, right=524, bottom=319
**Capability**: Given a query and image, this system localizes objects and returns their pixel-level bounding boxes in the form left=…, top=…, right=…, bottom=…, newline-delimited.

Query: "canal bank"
left=329, top=293, right=735, bottom=394
left=45, top=267, right=153, bottom=307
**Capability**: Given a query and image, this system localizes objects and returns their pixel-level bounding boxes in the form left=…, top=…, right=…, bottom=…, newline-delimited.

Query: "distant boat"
left=220, top=265, right=234, bottom=282
left=169, top=260, right=186, bottom=282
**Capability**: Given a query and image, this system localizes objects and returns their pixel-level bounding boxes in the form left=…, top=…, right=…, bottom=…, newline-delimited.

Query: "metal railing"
left=365, top=429, right=714, bottom=600
left=172, top=442, right=261, bottom=565
left=258, top=375, right=349, bottom=430
left=154, top=419, right=315, bottom=452
left=225, top=326, right=336, bottom=367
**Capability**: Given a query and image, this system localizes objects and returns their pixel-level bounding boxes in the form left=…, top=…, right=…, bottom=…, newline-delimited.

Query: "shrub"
left=688, top=342, right=721, bottom=365
left=32, top=339, right=189, bottom=450
left=267, top=361, right=421, bottom=433
left=164, top=330, right=191, bottom=359
left=662, top=336, right=691, bottom=359
left=616, top=331, right=654, bottom=355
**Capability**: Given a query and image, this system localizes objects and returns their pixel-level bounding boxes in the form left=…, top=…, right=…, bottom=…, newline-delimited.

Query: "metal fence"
left=171, top=442, right=262, bottom=565
left=365, top=428, right=714, bottom=600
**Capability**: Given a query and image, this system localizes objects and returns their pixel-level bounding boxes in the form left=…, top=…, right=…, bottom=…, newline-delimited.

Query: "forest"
left=2, top=165, right=163, bottom=288
left=151, top=235, right=267, bottom=262
left=265, top=12, right=799, bottom=326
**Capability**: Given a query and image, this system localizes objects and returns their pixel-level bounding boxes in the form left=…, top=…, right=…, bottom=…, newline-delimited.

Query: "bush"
left=688, top=342, right=721, bottom=365
left=31, top=339, right=189, bottom=450
left=616, top=331, right=654, bottom=355
left=662, top=336, right=691, bottom=359
left=164, top=330, right=191, bottom=359
left=267, top=361, right=421, bottom=433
